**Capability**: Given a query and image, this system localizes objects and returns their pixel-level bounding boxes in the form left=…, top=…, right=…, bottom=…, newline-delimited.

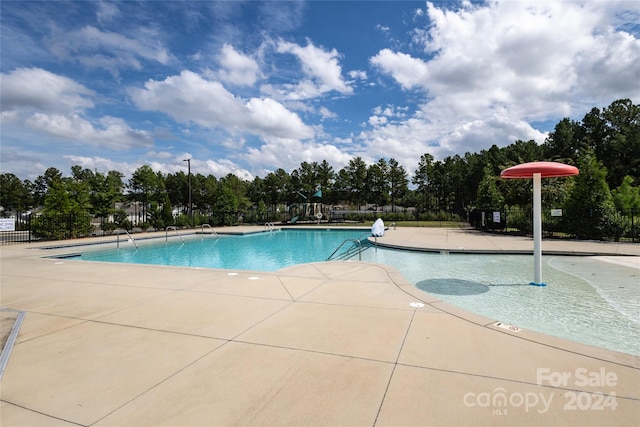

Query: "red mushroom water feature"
left=501, top=162, right=579, bottom=286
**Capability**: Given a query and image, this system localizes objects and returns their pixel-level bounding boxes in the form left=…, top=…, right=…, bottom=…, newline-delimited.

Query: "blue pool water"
left=78, top=229, right=368, bottom=271
left=359, top=249, right=640, bottom=356
left=72, top=229, right=639, bottom=355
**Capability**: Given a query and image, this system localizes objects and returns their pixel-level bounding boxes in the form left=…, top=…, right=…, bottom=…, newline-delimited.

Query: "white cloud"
left=356, top=118, right=444, bottom=170
left=576, top=29, right=640, bottom=101
left=348, top=70, right=368, bottom=80
left=361, top=0, right=640, bottom=175
left=205, top=159, right=254, bottom=181
left=3, top=0, right=638, bottom=183
left=60, top=154, right=255, bottom=181
left=370, top=49, right=429, bottom=90
left=26, top=114, right=153, bottom=150
left=63, top=155, right=131, bottom=174
left=318, top=106, right=337, bottom=120
left=130, top=70, right=314, bottom=140
left=368, top=115, right=388, bottom=127
left=276, top=39, right=353, bottom=98
left=47, top=25, right=171, bottom=74
left=0, top=68, right=152, bottom=151
left=147, top=151, right=174, bottom=159
left=96, top=1, right=120, bottom=24
left=410, top=0, right=639, bottom=117
left=217, top=44, right=261, bottom=87
left=242, top=139, right=352, bottom=175
left=1, top=68, right=95, bottom=114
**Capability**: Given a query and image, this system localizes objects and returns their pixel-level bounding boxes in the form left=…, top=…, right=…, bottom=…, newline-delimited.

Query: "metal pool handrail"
left=326, top=232, right=371, bottom=261
left=201, top=224, right=219, bottom=239
left=116, top=229, right=138, bottom=249
left=166, top=226, right=184, bottom=243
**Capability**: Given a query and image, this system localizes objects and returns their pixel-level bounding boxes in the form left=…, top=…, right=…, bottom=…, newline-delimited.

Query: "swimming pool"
left=77, top=229, right=369, bottom=271
left=359, top=249, right=640, bottom=356
left=69, top=229, right=639, bottom=355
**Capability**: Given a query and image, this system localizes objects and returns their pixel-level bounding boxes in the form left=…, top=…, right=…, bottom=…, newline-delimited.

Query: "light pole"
left=183, top=158, right=192, bottom=225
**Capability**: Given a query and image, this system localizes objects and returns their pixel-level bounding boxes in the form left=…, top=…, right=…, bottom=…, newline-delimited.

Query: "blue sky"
left=2, top=1, right=640, bottom=182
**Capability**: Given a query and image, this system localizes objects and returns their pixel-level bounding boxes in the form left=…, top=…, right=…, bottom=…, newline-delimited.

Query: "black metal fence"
left=3, top=207, right=638, bottom=244
left=0, top=212, right=93, bottom=245
left=0, top=213, right=31, bottom=244
left=470, top=208, right=639, bottom=243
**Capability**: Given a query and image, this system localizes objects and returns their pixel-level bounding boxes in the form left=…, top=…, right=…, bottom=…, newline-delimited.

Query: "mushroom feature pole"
left=532, top=172, right=542, bottom=285
left=501, top=162, right=579, bottom=286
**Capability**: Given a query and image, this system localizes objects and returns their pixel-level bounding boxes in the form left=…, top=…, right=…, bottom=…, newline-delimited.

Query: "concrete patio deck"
left=1, top=227, right=638, bottom=426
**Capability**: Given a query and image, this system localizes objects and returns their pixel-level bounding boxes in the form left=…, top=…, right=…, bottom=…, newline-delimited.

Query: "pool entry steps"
left=327, top=232, right=372, bottom=261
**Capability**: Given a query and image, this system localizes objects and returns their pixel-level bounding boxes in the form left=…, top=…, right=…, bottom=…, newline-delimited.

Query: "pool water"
left=79, top=229, right=368, bottom=271
left=360, top=249, right=640, bottom=356
left=73, top=229, right=639, bottom=355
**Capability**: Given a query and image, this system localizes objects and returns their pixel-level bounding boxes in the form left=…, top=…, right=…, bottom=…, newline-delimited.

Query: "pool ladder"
left=326, top=232, right=371, bottom=261
left=201, top=224, right=219, bottom=239
left=265, top=222, right=276, bottom=231
left=165, top=226, right=184, bottom=243
left=116, top=229, right=138, bottom=249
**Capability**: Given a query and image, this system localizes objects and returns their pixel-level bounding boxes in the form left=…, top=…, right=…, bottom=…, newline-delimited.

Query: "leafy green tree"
left=475, top=167, right=505, bottom=211
left=189, top=173, right=206, bottom=213
left=0, top=173, right=32, bottom=212
left=543, top=119, right=584, bottom=163
left=315, top=160, right=335, bottom=203
left=36, top=176, right=92, bottom=239
left=199, top=174, right=218, bottom=212
left=41, top=170, right=91, bottom=216
left=454, top=153, right=484, bottom=214
left=412, top=153, right=434, bottom=212
left=89, top=170, right=123, bottom=223
left=33, top=167, right=63, bottom=206
left=214, top=185, right=239, bottom=226
left=256, top=199, right=267, bottom=222
left=147, top=194, right=173, bottom=230
left=71, top=165, right=94, bottom=182
left=599, top=99, right=640, bottom=188
left=43, top=179, right=72, bottom=214
left=163, top=193, right=173, bottom=224
left=563, top=153, right=617, bottom=239
left=129, top=165, right=163, bottom=223
left=113, top=209, right=128, bottom=228
left=504, top=139, right=544, bottom=165
left=293, top=161, right=319, bottom=197
left=263, top=168, right=290, bottom=210
left=40, top=167, right=63, bottom=188
left=332, top=168, right=350, bottom=206
left=341, top=156, right=367, bottom=209
left=612, top=176, right=640, bottom=211
left=147, top=202, right=163, bottom=229
left=388, top=158, right=408, bottom=212
left=247, top=176, right=264, bottom=203
left=165, top=171, right=188, bottom=209
left=366, top=159, right=389, bottom=207
left=67, top=178, right=92, bottom=215
left=428, top=160, right=450, bottom=212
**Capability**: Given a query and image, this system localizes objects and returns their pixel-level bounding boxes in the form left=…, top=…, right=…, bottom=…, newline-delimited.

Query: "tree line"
left=1, top=99, right=639, bottom=239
